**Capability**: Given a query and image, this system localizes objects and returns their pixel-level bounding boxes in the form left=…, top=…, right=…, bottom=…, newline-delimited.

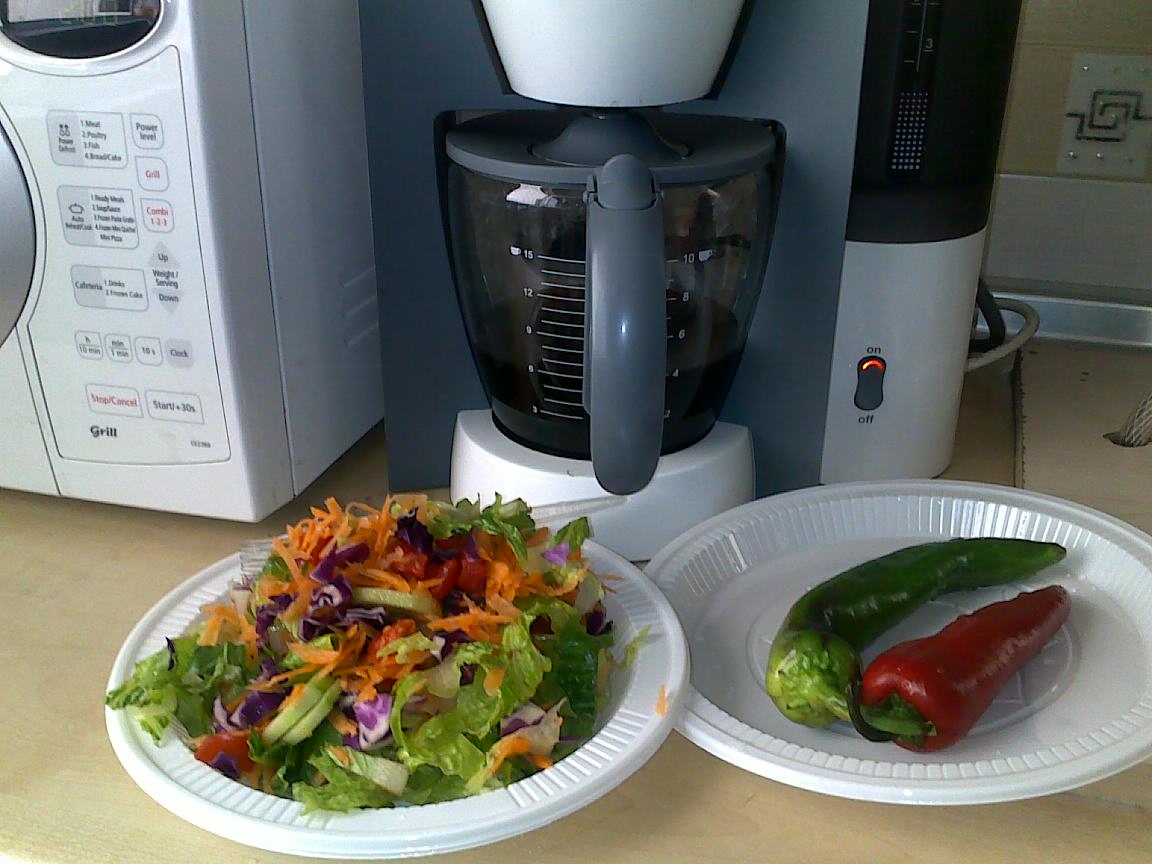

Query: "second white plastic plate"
left=645, top=480, right=1152, bottom=804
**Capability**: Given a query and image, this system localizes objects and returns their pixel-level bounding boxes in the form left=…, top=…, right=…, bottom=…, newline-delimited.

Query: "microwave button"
left=75, top=330, right=103, bottom=360
left=136, top=157, right=168, bottom=191
left=145, top=390, right=203, bottom=424
left=104, top=333, right=132, bottom=363
left=135, top=336, right=163, bottom=366
left=130, top=114, right=164, bottom=150
left=164, top=338, right=193, bottom=368
left=86, top=384, right=142, bottom=417
left=141, top=198, right=174, bottom=233
left=47, top=112, right=83, bottom=166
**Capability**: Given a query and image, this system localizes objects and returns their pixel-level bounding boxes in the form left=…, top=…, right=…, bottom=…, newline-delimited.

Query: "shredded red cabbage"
left=353, top=692, right=393, bottom=749
left=208, top=752, right=241, bottom=780
left=165, top=638, right=177, bottom=671
left=584, top=605, right=613, bottom=636
left=541, top=543, right=569, bottom=567
left=311, top=542, right=370, bottom=584
left=396, top=512, right=434, bottom=555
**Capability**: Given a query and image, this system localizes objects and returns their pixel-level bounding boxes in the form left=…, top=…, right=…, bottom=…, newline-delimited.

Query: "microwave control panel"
left=0, top=47, right=231, bottom=465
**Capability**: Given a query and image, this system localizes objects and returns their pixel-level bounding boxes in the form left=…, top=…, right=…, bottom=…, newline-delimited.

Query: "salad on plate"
left=106, top=495, right=629, bottom=812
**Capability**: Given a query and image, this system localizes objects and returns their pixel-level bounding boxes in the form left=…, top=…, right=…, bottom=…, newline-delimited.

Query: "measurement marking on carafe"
left=540, top=369, right=582, bottom=381
left=539, top=319, right=583, bottom=329
left=543, top=396, right=583, bottom=409
left=543, top=383, right=583, bottom=395
left=537, top=293, right=585, bottom=303
left=542, top=345, right=584, bottom=356
left=539, top=409, right=583, bottom=420
left=538, top=332, right=584, bottom=343
left=541, top=282, right=585, bottom=291
left=541, top=357, right=582, bottom=368
left=540, top=306, right=584, bottom=317
left=540, top=269, right=585, bottom=278
left=537, top=255, right=584, bottom=265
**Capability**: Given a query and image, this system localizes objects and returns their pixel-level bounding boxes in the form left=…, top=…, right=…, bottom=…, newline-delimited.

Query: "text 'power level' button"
left=130, top=113, right=164, bottom=149
left=145, top=390, right=203, bottom=424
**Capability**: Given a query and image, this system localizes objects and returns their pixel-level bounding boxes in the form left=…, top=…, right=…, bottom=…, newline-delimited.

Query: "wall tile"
left=998, top=44, right=1076, bottom=177
left=1019, top=0, right=1152, bottom=52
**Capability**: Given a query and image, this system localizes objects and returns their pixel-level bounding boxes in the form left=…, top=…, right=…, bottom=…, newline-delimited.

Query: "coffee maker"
left=359, top=0, right=1021, bottom=558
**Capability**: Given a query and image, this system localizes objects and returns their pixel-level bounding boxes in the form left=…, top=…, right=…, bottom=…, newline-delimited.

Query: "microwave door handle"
left=583, top=155, right=666, bottom=496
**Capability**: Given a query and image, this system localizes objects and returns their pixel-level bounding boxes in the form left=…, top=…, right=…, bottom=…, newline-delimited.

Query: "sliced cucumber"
left=279, top=678, right=343, bottom=746
left=351, top=587, right=440, bottom=619
left=261, top=676, right=341, bottom=746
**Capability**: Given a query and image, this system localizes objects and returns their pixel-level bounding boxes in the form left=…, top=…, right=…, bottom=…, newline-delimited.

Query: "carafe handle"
left=583, top=155, right=666, bottom=495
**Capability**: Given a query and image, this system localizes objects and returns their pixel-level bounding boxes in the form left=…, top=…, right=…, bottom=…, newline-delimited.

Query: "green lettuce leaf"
left=518, top=597, right=615, bottom=743
left=424, top=495, right=536, bottom=562
left=389, top=612, right=551, bottom=784
left=291, top=750, right=397, bottom=813
left=105, top=637, right=253, bottom=742
left=549, top=516, right=591, bottom=552
left=377, top=632, right=439, bottom=664
left=250, top=720, right=344, bottom=798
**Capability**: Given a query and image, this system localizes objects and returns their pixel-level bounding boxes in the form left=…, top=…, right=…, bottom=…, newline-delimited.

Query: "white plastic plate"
left=105, top=541, right=688, bottom=858
left=645, top=480, right=1152, bottom=805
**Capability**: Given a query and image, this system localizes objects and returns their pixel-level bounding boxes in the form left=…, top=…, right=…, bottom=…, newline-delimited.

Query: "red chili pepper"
left=858, top=585, right=1071, bottom=751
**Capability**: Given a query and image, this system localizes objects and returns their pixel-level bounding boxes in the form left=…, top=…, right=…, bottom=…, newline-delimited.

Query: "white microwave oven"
left=0, top=0, right=383, bottom=520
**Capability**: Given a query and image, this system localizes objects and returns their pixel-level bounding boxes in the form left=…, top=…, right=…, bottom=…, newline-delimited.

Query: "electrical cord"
left=969, top=281, right=1007, bottom=354
left=965, top=294, right=1040, bottom=372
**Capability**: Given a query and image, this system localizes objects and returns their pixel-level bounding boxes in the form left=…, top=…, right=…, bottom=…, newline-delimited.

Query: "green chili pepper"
left=764, top=538, right=1067, bottom=735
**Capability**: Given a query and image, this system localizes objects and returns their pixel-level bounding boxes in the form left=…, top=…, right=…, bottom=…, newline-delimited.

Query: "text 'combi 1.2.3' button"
left=145, top=390, right=203, bottom=424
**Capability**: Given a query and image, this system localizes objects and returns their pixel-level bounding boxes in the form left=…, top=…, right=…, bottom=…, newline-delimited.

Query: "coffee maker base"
left=450, top=410, right=754, bottom=560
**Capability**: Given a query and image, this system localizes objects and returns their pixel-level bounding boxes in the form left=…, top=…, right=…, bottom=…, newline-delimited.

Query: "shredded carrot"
left=279, top=683, right=308, bottom=711
left=329, top=711, right=358, bottom=737
left=489, top=735, right=533, bottom=774
left=526, top=753, right=553, bottom=770
left=483, top=667, right=506, bottom=696
left=655, top=685, right=668, bottom=718
left=329, top=746, right=352, bottom=768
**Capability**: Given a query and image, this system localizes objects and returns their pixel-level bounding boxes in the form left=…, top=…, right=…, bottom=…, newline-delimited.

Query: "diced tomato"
left=367, top=618, right=418, bottom=658
left=458, top=557, right=489, bottom=594
left=194, top=731, right=255, bottom=774
left=426, top=557, right=461, bottom=600
left=433, top=535, right=469, bottom=555
left=390, top=544, right=429, bottom=580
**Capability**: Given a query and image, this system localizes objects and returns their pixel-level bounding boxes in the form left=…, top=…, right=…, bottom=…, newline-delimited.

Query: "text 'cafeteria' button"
left=145, top=390, right=203, bottom=424
left=164, top=338, right=193, bottom=367
left=87, top=384, right=142, bottom=416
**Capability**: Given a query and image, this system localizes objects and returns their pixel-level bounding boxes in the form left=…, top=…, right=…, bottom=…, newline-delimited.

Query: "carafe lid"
left=445, top=110, right=780, bottom=187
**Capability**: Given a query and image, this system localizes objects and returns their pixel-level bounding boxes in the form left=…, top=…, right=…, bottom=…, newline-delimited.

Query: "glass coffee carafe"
left=446, top=110, right=783, bottom=493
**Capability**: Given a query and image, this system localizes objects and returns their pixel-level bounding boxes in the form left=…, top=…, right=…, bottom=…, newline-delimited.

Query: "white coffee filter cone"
left=479, top=0, right=745, bottom=107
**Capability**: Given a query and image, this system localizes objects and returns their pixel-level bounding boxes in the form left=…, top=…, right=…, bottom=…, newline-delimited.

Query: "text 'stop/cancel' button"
left=86, top=384, right=142, bottom=417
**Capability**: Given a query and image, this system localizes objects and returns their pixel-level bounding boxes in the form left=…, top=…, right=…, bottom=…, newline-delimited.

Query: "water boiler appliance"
left=0, top=0, right=381, bottom=520
left=358, top=0, right=1022, bottom=557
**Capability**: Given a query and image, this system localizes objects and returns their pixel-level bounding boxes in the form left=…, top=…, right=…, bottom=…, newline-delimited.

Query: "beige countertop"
left=2, top=348, right=1150, bottom=863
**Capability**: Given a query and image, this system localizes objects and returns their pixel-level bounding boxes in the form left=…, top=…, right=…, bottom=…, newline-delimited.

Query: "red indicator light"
left=860, top=358, right=885, bottom=373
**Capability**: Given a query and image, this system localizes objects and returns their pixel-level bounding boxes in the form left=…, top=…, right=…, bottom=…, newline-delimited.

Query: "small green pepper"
left=765, top=538, right=1066, bottom=735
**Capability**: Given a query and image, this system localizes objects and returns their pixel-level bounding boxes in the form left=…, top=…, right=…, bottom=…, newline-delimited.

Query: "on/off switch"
left=854, top=355, right=886, bottom=411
